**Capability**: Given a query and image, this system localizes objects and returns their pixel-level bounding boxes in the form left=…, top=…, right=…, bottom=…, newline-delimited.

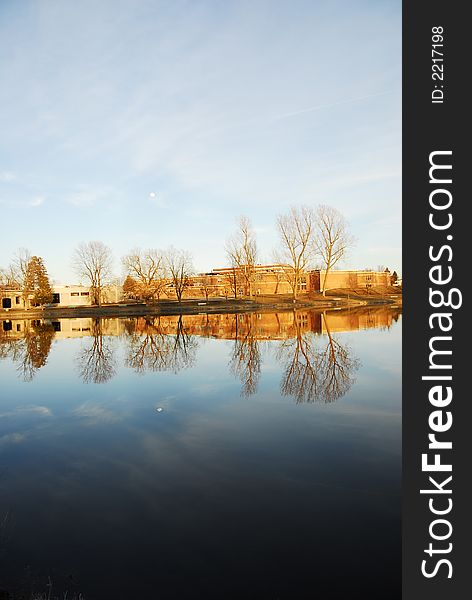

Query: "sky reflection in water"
left=0, top=308, right=401, bottom=599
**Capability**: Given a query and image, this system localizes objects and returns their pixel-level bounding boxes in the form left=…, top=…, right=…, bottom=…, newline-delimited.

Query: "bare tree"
left=9, top=248, right=32, bottom=305
left=315, top=205, right=355, bottom=296
left=225, top=216, right=258, bottom=299
left=165, top=247, right=194, bottom=302
left=223, top=266, right=242, bottom=299
left=13, top=248, right=31, bottom=284
left=199, top=276, right=215, bottom=301
left=122, top=248, right=167, bottom=301
left=73, top=241, right=114, bottom=306
left=0, top=264, right=20, bottom=289
left=275, top=206, right=317, bottom=300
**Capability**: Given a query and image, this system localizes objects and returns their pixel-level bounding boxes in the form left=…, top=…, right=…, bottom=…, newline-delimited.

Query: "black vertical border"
left=403, top=2, right=468, bottom=598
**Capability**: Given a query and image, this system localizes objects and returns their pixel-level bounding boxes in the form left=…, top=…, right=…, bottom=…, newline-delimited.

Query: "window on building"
left=51, top=293, right=60, bottom=304
left=71, top=292, right=80, bottom=297
left=15, top=296, right=21, bottom=304
left=80, top=292, right=89, bottom=296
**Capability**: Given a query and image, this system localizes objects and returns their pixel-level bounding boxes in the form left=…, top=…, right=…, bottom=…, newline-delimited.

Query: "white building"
left=1, top=284, right=122, bottom=309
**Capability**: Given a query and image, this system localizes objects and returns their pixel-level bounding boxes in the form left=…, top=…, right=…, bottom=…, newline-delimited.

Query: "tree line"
left=1, top=204, right=360, bottom=306
left=227, top=204, right=354, bottom=299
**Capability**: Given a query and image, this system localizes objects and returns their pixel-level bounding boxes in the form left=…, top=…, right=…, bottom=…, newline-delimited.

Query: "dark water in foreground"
left=0, top=308, right=401, bottom=599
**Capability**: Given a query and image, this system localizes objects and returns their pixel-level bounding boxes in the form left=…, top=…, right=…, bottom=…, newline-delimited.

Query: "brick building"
left=1, top=266, right=393, bottom=308
left=312, top=269, right=392, bottom=293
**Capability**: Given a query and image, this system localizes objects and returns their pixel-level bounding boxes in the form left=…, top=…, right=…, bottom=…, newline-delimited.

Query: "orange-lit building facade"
left=1, top=266, right=393, bottom=308
left=182, top=265, right=392, bottom=299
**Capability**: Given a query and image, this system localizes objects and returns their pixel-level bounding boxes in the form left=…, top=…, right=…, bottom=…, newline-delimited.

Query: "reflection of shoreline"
left=1, top=306, right=401, bottom=343
left=0, top=308, right=399, bottom=396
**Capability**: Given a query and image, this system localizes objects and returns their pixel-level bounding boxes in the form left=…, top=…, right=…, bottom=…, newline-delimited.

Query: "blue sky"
left=0, top=0, right=401, bottom=283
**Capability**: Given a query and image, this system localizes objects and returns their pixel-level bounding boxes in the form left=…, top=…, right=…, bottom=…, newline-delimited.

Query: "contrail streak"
left=273, top=89, right=397, bottom=120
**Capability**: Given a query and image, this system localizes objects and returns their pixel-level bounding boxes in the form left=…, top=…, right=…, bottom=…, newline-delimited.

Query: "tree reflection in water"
left=277, top=312, right=360, bottom=403
left=229, top=313, right=262, bottom=396
left=125, top=315, right=197, bottom=374
left=0, top=334, right=21, bottom=362
left=0, top=321, right=55, bottom=382
left=76, top=318, right=116, bottom=384
left=1, top=309, right=374, bottom=398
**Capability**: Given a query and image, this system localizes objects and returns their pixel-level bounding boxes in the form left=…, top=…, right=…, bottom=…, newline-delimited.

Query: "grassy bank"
left=0, top=289, right=401, bottom=320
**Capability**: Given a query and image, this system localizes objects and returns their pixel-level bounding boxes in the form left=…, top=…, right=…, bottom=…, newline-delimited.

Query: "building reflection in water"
left=0, top=307, right=400, bottom=402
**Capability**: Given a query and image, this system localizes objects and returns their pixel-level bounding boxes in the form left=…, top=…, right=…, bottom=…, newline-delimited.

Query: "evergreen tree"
left=24, top=256, right=53, bottom=306
left=122, top=275, right=137, bottom=299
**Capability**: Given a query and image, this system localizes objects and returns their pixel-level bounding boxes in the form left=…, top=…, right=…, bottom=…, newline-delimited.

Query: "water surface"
left=0, top=307, right=401, bottom=599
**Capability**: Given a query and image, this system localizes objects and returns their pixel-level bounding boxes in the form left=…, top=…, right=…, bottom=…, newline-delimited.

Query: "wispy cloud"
left=73, top=402, right=121, bottom=424
left=0, top=171, right=16, bottom=182
left=0, top=432, right=26, bottom=446
left=18, top=405, right=53, bottom=416
left=0, top=405, right=53, bottom=418
left=66, top=186, right=115, bottom=207
left=29, top=196, right=45, bottom=207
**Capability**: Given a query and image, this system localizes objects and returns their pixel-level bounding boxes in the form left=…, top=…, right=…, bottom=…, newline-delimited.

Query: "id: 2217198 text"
left=432, top=26, right=445, bottom=104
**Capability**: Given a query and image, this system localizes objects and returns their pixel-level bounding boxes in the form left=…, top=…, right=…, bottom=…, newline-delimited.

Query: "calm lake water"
left=0, top=307, right=401, bottom=599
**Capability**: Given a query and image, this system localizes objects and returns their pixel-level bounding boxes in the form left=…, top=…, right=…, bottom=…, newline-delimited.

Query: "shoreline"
left=0, top=294, right=402, bottom=320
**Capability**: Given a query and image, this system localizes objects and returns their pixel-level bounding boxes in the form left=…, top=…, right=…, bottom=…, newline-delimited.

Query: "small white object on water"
left=156, top=407, right=164, bottom=412
left=149, top=191, right=157, bottom=198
